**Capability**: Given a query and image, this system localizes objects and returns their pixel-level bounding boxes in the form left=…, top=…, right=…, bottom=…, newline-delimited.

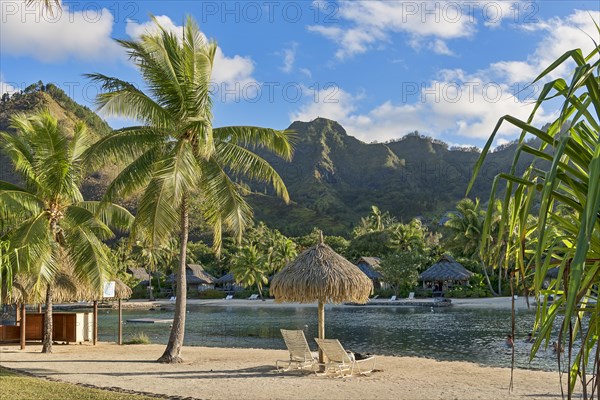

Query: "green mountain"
left=250, top=118, right=532, bottom=236
left=0, top=83, right=119, bottom=202
left=0, top=85, right=531, bottom=237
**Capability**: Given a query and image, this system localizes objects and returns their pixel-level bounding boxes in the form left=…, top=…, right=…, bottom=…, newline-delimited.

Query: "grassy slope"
left=0, top=367, right=155, bottom=400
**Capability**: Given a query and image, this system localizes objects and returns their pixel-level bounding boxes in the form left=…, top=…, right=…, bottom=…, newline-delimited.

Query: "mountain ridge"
left=0, top=85, right=531, bottom=237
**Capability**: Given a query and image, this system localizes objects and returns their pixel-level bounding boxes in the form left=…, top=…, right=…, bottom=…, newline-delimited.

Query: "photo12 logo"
left=1, top=1, right=140, bottom=23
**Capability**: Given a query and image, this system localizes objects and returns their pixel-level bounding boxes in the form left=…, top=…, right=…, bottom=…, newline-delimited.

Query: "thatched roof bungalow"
left=355, top=257, right=388, bottom=289
left=214, top=273, right=243, bottom=292
left=127, top=267, right=151, bottom=286
left=167, top=264, right=216, bottom=292
left=419, top=254, right=473, bottom=292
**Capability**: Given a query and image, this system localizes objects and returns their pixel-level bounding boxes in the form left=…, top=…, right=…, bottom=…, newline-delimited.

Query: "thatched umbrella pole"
left=92, top=300, right=98, bottom=345
left=20, top=303, right=26, bottom=350
left=118, top=298, right=122, bottom=345
left=270, top=231, right=372, bottom=366
left=318, top=298, right=325, bottom=363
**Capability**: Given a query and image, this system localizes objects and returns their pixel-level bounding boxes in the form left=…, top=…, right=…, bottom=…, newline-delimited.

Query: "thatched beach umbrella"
left=270, top=232, right=372, bottom=363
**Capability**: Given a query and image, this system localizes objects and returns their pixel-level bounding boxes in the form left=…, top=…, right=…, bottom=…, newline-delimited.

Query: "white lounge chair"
left=225, top=294, right=233, bottom=300
left=276, top=329, right=318, bottom=373
left=248, top=294, right=259, bottom=300
left=169, top=296, right=176, bottom=302
left=389, top=295, right=397, bottom=301
left=314, top=338, right=376, bottom=377
left=407, top=292, right=415, bottom=300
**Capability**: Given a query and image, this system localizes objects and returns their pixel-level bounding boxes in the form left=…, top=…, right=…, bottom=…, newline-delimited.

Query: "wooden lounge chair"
left=314, top=338, right=376, bottom=377
left=276, top=329, right=318, bottom=373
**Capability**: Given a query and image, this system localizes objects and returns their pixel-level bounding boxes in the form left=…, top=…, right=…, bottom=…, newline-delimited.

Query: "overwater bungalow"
left=419, top=254, right=473, bottom=295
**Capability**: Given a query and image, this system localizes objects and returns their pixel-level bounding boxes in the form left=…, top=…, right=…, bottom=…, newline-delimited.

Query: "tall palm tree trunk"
left=158, top=197, right=188, bottom=363
left=41, top=283, right=53, bottom=353
left=480, top=261, right=498, bottom=296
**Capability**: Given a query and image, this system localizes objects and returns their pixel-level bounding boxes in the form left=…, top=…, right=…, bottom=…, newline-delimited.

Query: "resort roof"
left=167, top=264, right=215, bottom=285
left=128, top=267, right=151, bottom=283
left=214, top=272, right=235, bottom=284
left=356, top=257, right=383, bottom=280
left=419, top=254, right=474, bottom=282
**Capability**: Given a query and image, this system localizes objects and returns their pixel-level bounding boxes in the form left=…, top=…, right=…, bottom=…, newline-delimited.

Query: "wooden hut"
left=419, top=254, right=473, bottom=294
left=214, top=273, right=244, bottom=292
left=167, top=264, right=215, bottom=292
left=127, top=267, right=151, bottom=286
left=355, top=257, right=387, bottom=289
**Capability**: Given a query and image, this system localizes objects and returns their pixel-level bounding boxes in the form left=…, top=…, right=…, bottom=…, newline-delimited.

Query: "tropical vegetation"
left=84, top=16, right=293, bottom=363
left=470, top=43, right=600, bottom=398
left=0, top=111, right=133, bottom=353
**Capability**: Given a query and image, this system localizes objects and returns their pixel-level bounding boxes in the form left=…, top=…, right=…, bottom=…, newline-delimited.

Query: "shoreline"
left=0, top=342, right=571, bottom=400
left=55, top=296, right=538, bottom=311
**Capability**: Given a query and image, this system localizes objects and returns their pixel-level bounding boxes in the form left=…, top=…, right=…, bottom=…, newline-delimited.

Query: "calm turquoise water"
left=95, top=304, right=572, bottom=371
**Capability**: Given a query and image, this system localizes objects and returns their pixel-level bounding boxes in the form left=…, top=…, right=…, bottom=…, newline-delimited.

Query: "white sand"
left=0, top=342, right=569, bottom=400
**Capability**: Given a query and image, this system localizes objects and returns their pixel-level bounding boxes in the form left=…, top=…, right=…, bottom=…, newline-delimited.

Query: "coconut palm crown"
left=0, top=110, right=134, bottom=352
left=84, top=15, right=294, bottom=363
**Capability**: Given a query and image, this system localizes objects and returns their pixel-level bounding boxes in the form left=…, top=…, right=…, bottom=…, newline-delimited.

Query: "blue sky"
left=1, top=1, right=598, bottom=147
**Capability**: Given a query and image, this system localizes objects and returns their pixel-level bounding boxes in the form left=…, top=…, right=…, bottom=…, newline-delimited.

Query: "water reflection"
left=96, top=305, right=583, bottom=371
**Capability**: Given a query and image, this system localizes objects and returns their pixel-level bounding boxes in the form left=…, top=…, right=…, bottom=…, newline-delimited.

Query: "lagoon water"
left=96, top=304, right=567, bottom=371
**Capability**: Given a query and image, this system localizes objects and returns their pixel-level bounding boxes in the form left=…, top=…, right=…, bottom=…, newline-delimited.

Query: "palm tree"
left=444, top=198, right=485, bottom=258
left=444, top=198, right=502, bottom=295
left=0, top=111, right=133, bottom=353
left=25, top=0, right=60, bottom=14
left=230, top=245, right=269, bottom=300
left=268, top=237, right=297, bottom=273
left=85, top=16, right=293, bottom=363
left=469, top=43, right=600, bottom=398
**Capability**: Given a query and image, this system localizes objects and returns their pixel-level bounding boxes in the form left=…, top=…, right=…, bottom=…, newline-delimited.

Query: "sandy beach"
left=0, top=342, right=568, bottom=400
left=2, top=297, right=564, bottom=399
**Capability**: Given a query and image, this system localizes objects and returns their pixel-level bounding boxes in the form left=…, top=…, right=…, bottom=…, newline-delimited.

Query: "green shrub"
left=125, top=332, right=151, bottom=344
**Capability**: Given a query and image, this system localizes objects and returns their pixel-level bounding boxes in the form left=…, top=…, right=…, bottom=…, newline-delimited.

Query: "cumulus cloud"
left=290, top=69, right=553, bottom=145
left=0, top=0, right=121, bottom=62
left=125, top=16, right=256, bottom=90
left=294, top=9, right=594, bottom=146
left=0, top=76, right=17, bottom=95
left=279, top=43, right=298, bottom=73
left=308, top=1, right=533, bottom=60
left=491, top=10, right=600, bottom=84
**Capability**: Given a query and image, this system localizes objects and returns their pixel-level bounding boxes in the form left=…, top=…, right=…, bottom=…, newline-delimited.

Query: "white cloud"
left=308, top=1, right=477, bottom=59
left=0, top=0, right=120, bottom=62
left=293, top=9, right=595, bottom=146
left=280, top=43, right=298, bottom=73
left=308, top=1, right=533, bottom=60
left=290, top=85, right=358, bottom=123
left=0, top=74, right=17, bottom=95
left=491, top=10, right=600, bottom=84
left=125, top=16, right=256, bottom=90
left=290, top=69, right=553, bottom=145
left=299, top=68, right=313, bottom=79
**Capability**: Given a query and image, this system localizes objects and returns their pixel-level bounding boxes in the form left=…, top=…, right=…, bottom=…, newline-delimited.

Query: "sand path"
left=0, top=343, right=568, bottom=400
